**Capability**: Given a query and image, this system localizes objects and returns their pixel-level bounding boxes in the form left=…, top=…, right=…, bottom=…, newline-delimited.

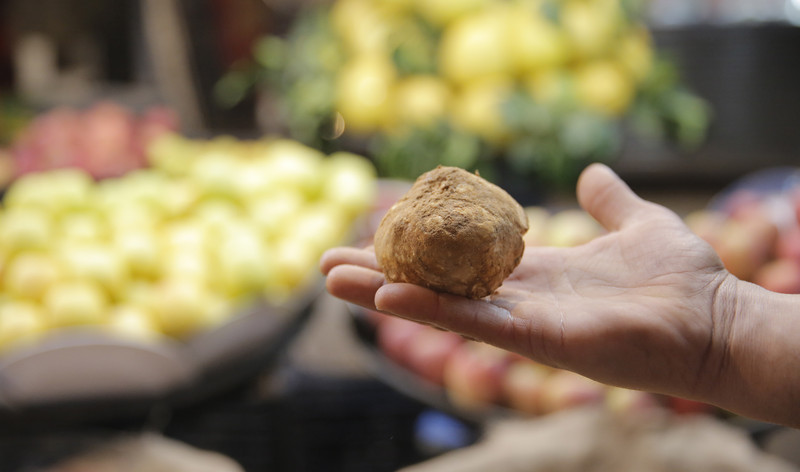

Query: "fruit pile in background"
left=1, top=101, right=179, bottom=180
left=0, top=133, right=376, bottom=353
left=686, top=182, right=800, bottom=295
left=221, top=0, right=710, bottom=186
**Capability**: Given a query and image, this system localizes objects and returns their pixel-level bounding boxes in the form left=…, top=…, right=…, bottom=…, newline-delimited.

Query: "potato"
left=374, top=166, right=528, bottom=299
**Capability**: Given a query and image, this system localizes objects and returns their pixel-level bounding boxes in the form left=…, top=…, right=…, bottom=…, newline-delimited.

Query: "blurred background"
left=1, top=0, right=800, bottom=471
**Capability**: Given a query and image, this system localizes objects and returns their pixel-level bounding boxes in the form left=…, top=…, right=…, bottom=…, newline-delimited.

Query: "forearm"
left=708, top=277, right=800, bottom=427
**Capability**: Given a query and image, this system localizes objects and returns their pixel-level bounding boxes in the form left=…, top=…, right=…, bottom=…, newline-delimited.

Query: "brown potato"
left=374, top=166, right=528, bottom=299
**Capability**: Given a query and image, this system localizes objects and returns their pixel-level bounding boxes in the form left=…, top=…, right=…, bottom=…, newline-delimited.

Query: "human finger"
left=374, top=283, right=514, bottom=345
left=326, top=264, right=385, bottom=311
left=576, top=163, right=657, bottom=232
left=319, top=246, right=379, bottom=275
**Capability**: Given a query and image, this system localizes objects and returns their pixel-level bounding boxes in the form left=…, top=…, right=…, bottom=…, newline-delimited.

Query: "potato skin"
left=374, top=166, right=528, bottom=299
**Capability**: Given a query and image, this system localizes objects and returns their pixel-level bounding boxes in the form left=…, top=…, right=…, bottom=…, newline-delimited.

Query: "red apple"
left=775, top=225, right=800, bottom=263
left=376, top=316, right=427, bottom=367
left=714, top=216, right=777, bottom=281
left=752, top=258, right=800, bottom=294
left=77, top=101, right=139, bottom=178
left=404, top=326, right=464, bottom=386
left=502, top=360, right=552, bottom=415
left=443, top=341, right=512, bottom=410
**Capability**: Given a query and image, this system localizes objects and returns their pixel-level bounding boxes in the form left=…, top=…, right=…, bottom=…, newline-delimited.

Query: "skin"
left=320, top=163, right=800, bottom=427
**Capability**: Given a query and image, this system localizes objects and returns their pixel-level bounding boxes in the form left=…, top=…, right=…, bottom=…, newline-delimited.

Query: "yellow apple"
left=336, top=54, right=397, bottom=134
left=3, top=252, right=62, bottom=300
left=507, top=7, right=569, bottom=74
left=544, top=209, right=604, bottom=247
left=58, top=211, right=108, bottom=243
left=152, top=278, right=217, bottom=338
left=188, top=151, right=243, bottom=200
left=573, top=60, right=635, bottom=116
left=112, top=230, right=162, bottom=279
left=44, top=280, right=109, bottom=327
left=391, top=75, right=452, bottom=129
left=246, top=192, right=306, bottom=241
left=106, top=304, right=162, bottom=342
left=0, top=208, right=54, bottom=254
left=449, top=78, right=514, bottom=144
left=57, top=243, right=130, bottom=299
left=0, top=300, right=46, bottom=352
left=214, top=224, right=275, bottom=297
left=321, top=152, right=377, bottom=218
left=438, top=6, right=512, bottom=84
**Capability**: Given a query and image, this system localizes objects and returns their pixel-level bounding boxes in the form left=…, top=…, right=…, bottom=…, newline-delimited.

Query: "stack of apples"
left=365, top=207, right=660, bottom=417
left=6, top=101, right=179, bottom=179
left=0, top=133, right=376, bottom=354
left=686, top=186, right=800, bottom=295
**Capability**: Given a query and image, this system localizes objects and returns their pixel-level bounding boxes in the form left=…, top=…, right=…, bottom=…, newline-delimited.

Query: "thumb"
left=577, top=163, right=656, bottom=232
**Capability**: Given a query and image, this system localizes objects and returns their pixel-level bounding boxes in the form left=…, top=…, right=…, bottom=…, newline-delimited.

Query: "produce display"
left=4, top=101, right=179, bottom=179
left=223, top=0, right=709, bottom=186
left=374, top=166, right=528, bottom=299
left=685, top=172, right=800, bottom=295
left=0, top=133, right=376, bottom=354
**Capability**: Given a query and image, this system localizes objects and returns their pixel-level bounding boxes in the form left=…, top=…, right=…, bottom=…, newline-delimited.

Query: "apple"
left=443, top=341, right=512, bottom=410
left=0, top=208, right=54, bottom=254
left=502, top=360, right=552, bottom=415
left=538, top=370, right=606, bottom=414
left=375, top=315, right=427, bottom=367
left=246, top=192, right=305, bottom=241
left=214, top=225, right=274, bottom=296
left=43, top=280, right=109, bottom=327
left=257, top=139, right=324, bottom=197
left=188, top=151, right=243, bottom=200
left=404, top=326, right=464, bottom=386
left=321, top=152, right=377, bottom=217
left=113, top=230, right=163, bottom=279
left=77, top=101, right=140, bottom=178
left=57, top=243, right=130, bottom=299
left=3, top=252, right=62, bottom=300
left=106, top=304, right=162, bottom=342
left=752, top=258, right=800, bottom=294
left=714, top=216, right=777, bottom=281
left=152, top=279, right=217, bottom=337
left=58, top=211, right=108, bottom=243
left=0, top=300, right=46, bottom=351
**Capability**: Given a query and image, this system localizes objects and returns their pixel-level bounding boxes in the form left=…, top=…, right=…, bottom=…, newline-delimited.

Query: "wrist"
left=706, top=275, right=800, bottom=426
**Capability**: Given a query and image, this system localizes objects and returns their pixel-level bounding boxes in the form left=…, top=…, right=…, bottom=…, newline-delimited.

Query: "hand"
left=323, top=164, right=800, bottom=425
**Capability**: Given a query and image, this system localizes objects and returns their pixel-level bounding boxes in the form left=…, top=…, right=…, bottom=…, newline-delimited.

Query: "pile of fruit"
left=3, top=101, right=179, bottom=180
left=686, top=182, right=800, bottom=295
left=0, top=134, right=376, bottom=353
left=228, top=0, right=709, bottom=184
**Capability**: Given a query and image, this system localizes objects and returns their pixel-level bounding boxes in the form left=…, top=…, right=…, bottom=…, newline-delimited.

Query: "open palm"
left=321, top=164, right=736, bottom=402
